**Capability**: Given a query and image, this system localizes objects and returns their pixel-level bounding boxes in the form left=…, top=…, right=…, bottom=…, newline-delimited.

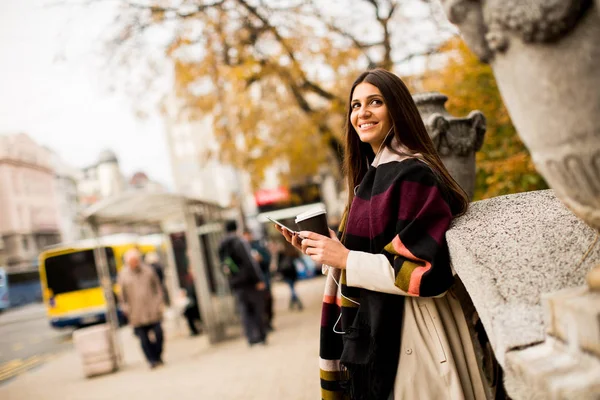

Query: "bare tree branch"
left=393, top=45, right=442, bottom=65
left=387, top=0, right=397, bottom=19
left=124, top=0, right=225, bottom=19
left=233, top=0, right=342, bottom=104
left=366, top=0, right=380, bottom=17
left=360, top=0, right=394, bottom=68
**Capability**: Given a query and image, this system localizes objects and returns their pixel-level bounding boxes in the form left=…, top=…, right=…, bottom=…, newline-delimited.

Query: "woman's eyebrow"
left=351, top=94, right=382, bottom=103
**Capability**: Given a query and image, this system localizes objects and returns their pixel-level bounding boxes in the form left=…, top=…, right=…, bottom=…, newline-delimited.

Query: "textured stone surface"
left=447, top=190, right=600, bottom=366
left=504, top=337, right=600, bottom=400
left=491, top=8, right=600, bottom=232
left=440, top=0, right=591, bottom=60
left=543, top=287, right=600, bottom=357
left=413, top=92, right=486, bottom=200
left=441, top=1, right=600, bottom=234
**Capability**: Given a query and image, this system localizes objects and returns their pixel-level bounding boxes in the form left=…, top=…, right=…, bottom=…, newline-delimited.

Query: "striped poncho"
left=320, top=151, right=456, bottom=400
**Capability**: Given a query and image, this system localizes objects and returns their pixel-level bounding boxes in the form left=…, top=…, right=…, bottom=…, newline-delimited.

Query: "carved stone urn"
left=439, top=0, right=600, bottom=288
left=413, top=92, right=486, bottom=200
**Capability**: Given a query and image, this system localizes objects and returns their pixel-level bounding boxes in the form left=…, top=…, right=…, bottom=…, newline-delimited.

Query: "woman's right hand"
left=274, top=224, right=303, bottom=251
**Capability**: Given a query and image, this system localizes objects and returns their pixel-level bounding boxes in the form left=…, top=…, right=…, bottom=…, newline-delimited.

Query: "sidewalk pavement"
left=1, top=277, right=326, bottom=400
left=0, top=303, right=47, bottom=326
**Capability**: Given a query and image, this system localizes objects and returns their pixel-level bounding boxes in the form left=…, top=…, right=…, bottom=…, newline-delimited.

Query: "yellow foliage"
left=164, top=17, right=360, bottom=191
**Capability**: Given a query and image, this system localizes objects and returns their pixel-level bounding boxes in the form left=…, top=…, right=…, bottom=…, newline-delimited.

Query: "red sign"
left=254, top=187, right=290, bottom=206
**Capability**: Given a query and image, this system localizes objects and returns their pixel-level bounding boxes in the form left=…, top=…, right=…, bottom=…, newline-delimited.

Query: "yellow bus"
left=39, top=234, right=164, bottom=329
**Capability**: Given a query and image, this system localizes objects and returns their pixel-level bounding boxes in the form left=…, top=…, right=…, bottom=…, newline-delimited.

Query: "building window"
left=22, top=236, right=28, bottom=251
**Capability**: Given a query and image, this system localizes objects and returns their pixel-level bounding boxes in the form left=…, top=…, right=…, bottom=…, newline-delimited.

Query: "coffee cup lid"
left=295, top=206, right=327, bottom=223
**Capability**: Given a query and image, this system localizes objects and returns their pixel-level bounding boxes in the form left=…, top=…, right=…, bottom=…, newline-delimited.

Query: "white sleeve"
left=345, top=250, right=413, bottom=296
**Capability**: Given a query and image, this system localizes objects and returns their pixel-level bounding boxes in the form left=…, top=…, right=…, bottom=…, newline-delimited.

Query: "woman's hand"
left=300, top=229, right=350, bottom=269
left=273, top=224, right=303, bottom=251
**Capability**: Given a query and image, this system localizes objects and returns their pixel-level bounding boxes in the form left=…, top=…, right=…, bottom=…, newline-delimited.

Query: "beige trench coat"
left=117, top=264, right=164, bottom=328
left=346, top=251, right=489, bottom=400
left=392, top=288, right=487, bottom=400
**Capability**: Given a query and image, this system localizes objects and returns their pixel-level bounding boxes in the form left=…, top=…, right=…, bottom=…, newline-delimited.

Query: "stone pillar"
left=413, top=92, right=486, bottom=200
left=438, top=0, right=600, bottom=283
left=439, top=1, right=600, bottom=397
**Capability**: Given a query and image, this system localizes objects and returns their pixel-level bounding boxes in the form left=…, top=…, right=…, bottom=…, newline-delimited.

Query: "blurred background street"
left=0, top=304, right=72, bottom=384
left=0, top=278, right=323, bottom=400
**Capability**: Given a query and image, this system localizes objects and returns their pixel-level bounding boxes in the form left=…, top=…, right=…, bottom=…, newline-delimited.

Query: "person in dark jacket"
left=219, top=220, right=267, bottom=346
left=145, top=252, right=170, bottom=307
left=182, top=267, right=202, bottom=336
left=243, top=229, right=274, bottom=331
left=277, top=241, right=304, bottom=311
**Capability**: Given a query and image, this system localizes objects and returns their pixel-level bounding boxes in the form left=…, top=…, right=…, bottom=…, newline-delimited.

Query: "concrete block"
left=73, top=324, right=113, bottom=356
left=447, top=190, right=600, bottom=366
left=72, top=324, right=117, bottom=378
left=542, top=286, right=588, bottom=337
left=544, top=287, right=600, bottom=358
left=505, top=338, right=600, bottom=400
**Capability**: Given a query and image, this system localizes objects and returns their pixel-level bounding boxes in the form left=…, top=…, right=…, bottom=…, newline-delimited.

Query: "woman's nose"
left=358, top=107, right=371, bottom=118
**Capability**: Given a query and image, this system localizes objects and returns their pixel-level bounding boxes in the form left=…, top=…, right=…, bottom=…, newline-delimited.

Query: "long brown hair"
left=343, top=68, right=469, bottom=219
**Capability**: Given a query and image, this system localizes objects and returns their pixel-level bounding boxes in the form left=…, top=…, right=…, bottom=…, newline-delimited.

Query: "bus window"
left=45, top=248, right=117, bottom=295
left=0, top=267, right=8, bottom=310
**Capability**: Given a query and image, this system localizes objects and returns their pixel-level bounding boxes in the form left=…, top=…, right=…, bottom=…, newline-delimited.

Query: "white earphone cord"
left=374, top=126, right=394, bottom=159
left=330, top=271, right=360, bottom=335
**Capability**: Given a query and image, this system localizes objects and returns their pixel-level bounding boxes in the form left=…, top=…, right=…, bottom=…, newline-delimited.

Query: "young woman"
left=276, top=69, right=486, bottom=399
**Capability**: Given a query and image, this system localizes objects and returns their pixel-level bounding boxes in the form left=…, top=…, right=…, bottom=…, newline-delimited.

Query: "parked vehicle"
left=0, top=266, right=9, bottom=311
left=39, top=234, right=163, bottom=329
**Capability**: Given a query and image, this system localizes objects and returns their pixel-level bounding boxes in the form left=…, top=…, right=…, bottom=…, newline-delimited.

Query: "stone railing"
left=447, top=190, right=600, bottom=398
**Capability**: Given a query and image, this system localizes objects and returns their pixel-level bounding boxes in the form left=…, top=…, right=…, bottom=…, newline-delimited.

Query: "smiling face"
left=350, top=82, right=393, bottom=153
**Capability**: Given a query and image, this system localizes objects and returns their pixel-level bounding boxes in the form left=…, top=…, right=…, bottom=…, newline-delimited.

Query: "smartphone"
left=266, top=216, right=297, bottom=235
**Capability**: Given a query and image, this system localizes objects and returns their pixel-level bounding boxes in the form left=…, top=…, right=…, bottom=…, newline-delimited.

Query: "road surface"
left=0, top=304, right=73, bottom=384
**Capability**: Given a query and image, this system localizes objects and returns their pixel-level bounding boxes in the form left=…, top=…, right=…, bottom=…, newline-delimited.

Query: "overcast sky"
left=0, top=0, right=174, bottom=188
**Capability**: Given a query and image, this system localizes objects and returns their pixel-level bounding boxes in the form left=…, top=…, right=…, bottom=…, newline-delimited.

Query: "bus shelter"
left=80, top=191, right=235, bottom=368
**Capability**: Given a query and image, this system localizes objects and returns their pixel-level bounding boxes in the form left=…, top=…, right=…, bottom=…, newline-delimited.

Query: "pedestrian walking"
left=144, top=251, right=170, bottom=306
left=218, top=220, right=267, bottom=346
left=182, top=267, right=202, bottom=336
left=243, top=228, right=275, bottom=330
left=277, top=241, right=304, bottom=311
left=117, top=248, right=165, bottom=369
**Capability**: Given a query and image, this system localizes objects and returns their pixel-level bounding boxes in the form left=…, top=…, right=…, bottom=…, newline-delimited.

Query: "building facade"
left=164, top=108, right=241, bottom=208
left=0, top=133, right=61, bottom=273
left=49, top=149, right=83, bottom=243
left=77, top=149, right=126, bottom=208
left=129, top=171, right=165, bottom=193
